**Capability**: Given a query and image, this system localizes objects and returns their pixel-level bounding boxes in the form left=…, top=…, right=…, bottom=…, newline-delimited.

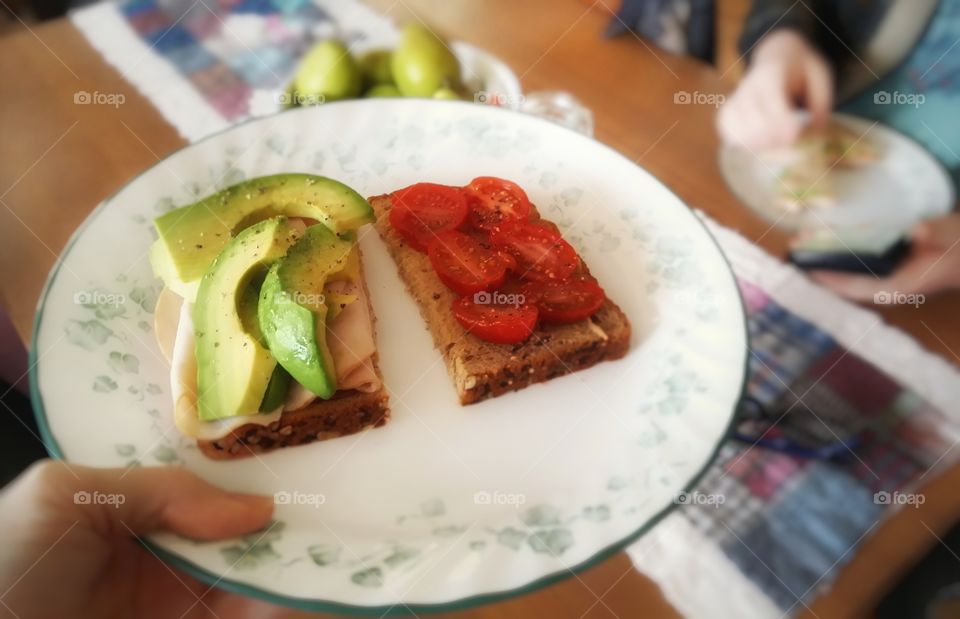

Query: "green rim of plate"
left=29, top=100, right=749, bottom=616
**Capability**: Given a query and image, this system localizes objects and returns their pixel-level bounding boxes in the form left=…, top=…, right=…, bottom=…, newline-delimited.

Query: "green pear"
left=358, top=49, right=395, bottom=87
left=391, top=23, right=461, bottom=97
left=365, top=84, right=402, bottom=98
left=432, top=87, right=462, bottom=100
left=293, top=40, right=362, bottom=103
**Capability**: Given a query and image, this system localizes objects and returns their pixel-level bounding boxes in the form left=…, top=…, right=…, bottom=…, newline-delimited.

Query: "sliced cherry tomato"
left=452, top=296, right=538, bottom=344
left=490, top=222, right=579, bottom=282
left=427, top=231, right=512, bottom=295
left=523, top=277, right=606, bottom=323
left=464, top=176, right=532, bottom=230
left=389, top=183, right=468, bottom=252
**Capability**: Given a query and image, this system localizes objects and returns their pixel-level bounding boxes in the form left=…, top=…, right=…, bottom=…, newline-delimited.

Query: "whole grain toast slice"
left=369, top=193, right=631, bottom=405
left=197, top=253, right=390, bottom=459
left=197, top=378, right=389, bottom=460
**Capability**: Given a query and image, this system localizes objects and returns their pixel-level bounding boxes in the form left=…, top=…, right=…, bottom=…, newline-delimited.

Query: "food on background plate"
left=763, top=122, right=880, bottom=214
left=371, top=177, right=631, bottom=405
left=150, top=174, right=389, bottom=459
left=287, top=23, right=465, bottom=106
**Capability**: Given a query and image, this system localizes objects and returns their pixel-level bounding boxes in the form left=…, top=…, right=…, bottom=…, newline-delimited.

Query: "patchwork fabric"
left=115, top=0, right=354, bottom=119
left=678, top=279, right=955, bottom=613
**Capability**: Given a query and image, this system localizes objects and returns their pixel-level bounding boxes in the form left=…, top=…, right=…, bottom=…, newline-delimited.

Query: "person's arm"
left=716, top=0, right=872, bottom=149
left=810, top=214, right=960, bottom=301
left=738, top=0, right=850, bottom=71
left=717, top=28, right=834, bottom=149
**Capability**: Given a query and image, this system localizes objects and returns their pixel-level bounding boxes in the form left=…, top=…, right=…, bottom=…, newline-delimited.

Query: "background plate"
left=32, top=100, right=747, bottom=613
left=719, top=113, right=954, bottom=234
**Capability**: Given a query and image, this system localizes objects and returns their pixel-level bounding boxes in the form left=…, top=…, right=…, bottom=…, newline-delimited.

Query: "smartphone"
left=788, top=228, right=911, bottom=276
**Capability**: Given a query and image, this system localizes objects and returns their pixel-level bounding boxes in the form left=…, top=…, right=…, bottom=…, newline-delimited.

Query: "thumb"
left=28, top=461, right=273, bottom=540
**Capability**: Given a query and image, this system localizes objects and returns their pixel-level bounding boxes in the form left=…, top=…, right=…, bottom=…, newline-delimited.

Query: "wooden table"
left=1, top=1, right=959, bottom=617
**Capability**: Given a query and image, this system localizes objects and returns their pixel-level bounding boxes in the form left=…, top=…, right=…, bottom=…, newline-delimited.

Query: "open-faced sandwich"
left=765, top=122, right=880, bottom=213
left=370, top=177, right=630, bottom=405
left=150, top=174, right=389, bottom=459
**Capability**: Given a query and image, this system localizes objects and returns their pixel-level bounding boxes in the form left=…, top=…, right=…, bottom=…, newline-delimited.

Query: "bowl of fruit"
left=282, top=23, right=523, bottom=109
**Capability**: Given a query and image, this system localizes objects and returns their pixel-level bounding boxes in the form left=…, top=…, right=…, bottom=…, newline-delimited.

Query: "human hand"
left=809, top=214, right=960, bottom=301
left=0, top=460, right=287, bottom=619
left=717, top=29, right=834, bottom=150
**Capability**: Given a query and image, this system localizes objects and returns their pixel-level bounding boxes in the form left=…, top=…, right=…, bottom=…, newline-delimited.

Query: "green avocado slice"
left=150, top=174, right=373, bottom=300
left=193, top=217, right=302, bottom=421
left=258, top=223, right=354, bottom=399
left=259, top=366, right=292, bottom=412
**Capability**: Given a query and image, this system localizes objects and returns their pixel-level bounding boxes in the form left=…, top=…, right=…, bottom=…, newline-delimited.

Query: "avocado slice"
left=151, top=174, right=373, bottom=300
left=259, top=366, right=292, bottom=412
left=258, top=224, right=354, bottom=399
left=193, top=217, right=303, bottom=421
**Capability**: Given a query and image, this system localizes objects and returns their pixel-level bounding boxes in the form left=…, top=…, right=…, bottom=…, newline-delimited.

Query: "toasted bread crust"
left=197, top=385, right=389, bottom=459
left=196, top=251, right=390, bottom=460
left=370, top=193, right=631, bottom=405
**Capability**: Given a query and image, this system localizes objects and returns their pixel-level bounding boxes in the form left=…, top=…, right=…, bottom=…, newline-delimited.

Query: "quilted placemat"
left=71, top=0, right=396, bottom=140
left=627, top=218, right=960, bottom=618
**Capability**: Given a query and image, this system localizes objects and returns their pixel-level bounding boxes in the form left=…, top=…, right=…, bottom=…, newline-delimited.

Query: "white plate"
left=719, top=113, right=954, bottom=234
left=31, top=100, right=747, bottom=613
left=450, top=41, right=523, bottom=107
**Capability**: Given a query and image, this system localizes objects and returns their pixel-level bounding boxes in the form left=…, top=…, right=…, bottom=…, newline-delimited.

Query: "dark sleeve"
left=738, top=0, right=854, bottom=71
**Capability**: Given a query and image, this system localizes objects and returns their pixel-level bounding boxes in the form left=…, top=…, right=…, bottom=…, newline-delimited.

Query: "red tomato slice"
left=389, top=183, right=468, bottom=252
left=490, top=222, right=579, bottom=282
left=524, top=277, right=606, bottom=323
left=452, top=296, right=538, bottom=344
left=427, top=231, right=511, bottom=295
left=464, top=176, right=532, bottom=230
